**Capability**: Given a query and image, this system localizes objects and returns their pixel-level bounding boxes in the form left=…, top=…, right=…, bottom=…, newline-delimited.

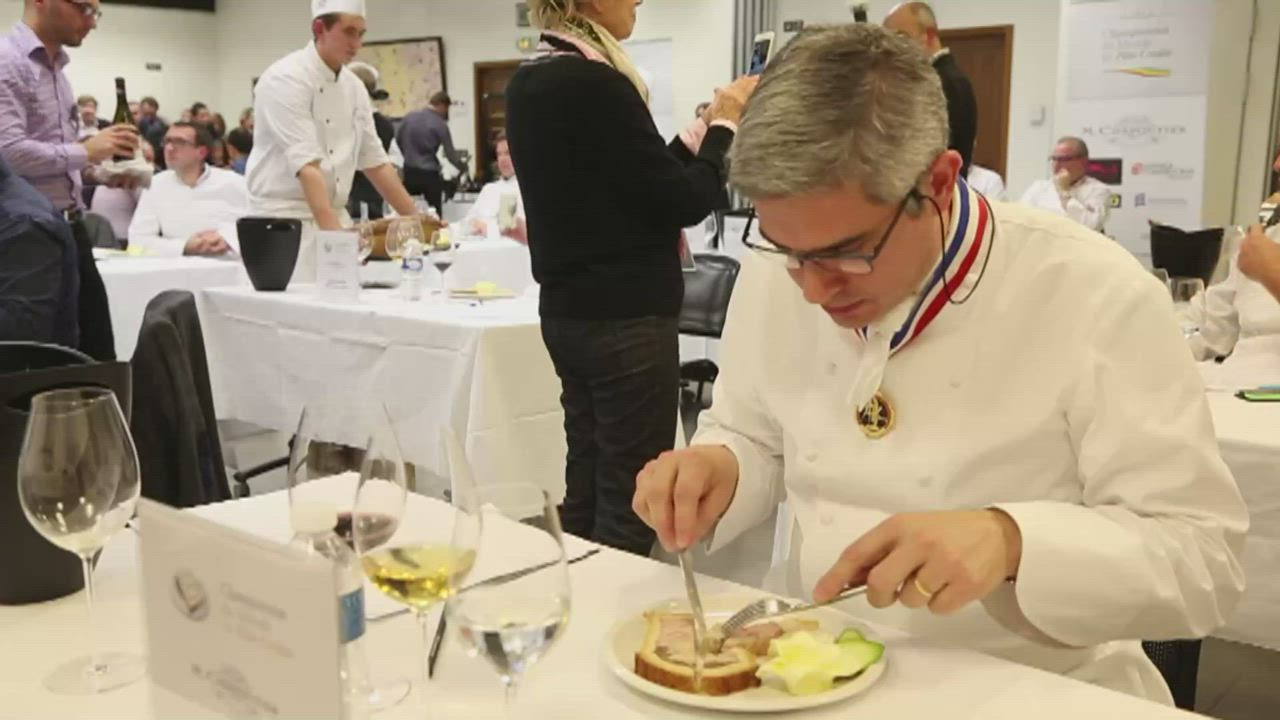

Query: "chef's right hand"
left=83, top=125, right=139, bottom=164
left=633, top=445, right=739, bottom=552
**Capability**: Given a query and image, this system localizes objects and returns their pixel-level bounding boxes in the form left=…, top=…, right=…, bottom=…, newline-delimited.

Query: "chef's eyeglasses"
left=1049, top=154, right=1083, bottom=163
left=163, top=137, right=196, bottom=148
left=740, top=189, right=923, bottom=275
left=63, top=0, right=103, bottom=21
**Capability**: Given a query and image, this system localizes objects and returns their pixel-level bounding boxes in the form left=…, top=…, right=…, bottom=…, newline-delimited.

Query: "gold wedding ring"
left=912, top=576, right=935, bottom=599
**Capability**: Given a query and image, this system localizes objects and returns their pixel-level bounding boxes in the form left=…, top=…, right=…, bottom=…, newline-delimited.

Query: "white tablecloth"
left=199, top=286, right=566, bottom=501
left=1207, top=390, right=1280, bottom=651
left=0, top=484, right=1201, bottom=720
left=97, top=256, right=245, bottom=360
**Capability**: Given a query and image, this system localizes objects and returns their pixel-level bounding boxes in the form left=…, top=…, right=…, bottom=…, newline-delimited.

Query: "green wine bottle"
left=111, top=77, right=134, bottom=160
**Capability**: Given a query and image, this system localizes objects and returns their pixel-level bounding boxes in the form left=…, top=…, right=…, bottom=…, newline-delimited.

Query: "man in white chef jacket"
left=1019, top=136, right=1113, bottom=233
left=246, top=0, right=419, bottom=282
left=633, top=25, right=1246, bottom=704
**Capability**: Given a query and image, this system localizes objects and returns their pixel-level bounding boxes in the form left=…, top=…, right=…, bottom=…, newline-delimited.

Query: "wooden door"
left=473, top=60, right=522, bottom=184
left=939, top=25, right=1013, bottom=180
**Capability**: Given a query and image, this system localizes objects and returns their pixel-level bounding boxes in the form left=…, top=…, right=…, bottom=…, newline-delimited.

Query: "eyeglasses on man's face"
left=741, top=189, right=922, bottom=276
left=63, top=0, right=103, bottom=21
left=163, top=137, right=196, bottom=149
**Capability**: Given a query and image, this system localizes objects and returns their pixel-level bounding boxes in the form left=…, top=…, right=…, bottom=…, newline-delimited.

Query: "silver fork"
left=719, top=586, right=868, bottom=637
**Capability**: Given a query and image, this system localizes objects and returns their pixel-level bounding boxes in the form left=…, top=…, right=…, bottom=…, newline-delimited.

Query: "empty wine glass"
left=387, top=218, right=424, bottom=264
left=17, top=388, right=145, bottom=694
left=353, top=428, right=482, bottom=710
left=447, top=483, right=570, bottom=719
left=358, top=221, right=376, bottom=266
left=288, top=400, right=411, bottom=713
left=429, top=229, right=456, bottom=296
left=1169, top=277, right=1205, bottom=337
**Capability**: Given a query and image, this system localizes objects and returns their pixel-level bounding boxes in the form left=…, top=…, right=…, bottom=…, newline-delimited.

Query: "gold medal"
left=856, top=391, right=895, bottom=439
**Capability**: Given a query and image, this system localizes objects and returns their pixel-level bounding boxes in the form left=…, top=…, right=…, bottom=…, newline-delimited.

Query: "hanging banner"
left=1057, top=0, right=1212, bottom=265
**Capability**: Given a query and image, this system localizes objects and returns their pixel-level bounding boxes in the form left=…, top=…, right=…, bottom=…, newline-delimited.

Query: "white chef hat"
left=311, top=0, right=366, bottom=19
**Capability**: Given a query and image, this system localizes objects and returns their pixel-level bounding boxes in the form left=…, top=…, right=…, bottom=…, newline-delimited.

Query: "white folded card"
left=315, top=229, right=361, bottom=302
left=138, top=499, right=343, bottom=720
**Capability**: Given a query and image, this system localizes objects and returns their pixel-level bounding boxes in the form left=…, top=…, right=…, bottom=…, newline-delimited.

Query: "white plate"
left=604, top=592, right=887, bottom=713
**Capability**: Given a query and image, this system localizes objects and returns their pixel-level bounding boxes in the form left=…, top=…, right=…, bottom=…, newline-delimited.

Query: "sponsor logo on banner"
left=1131, top=162, right=1195, bottom=180
left=1087, top=158, right=1124, bottom=185
left=1079, top=115, right=1188, bottom=147
left=1134, top=193, right=1187, bottom=209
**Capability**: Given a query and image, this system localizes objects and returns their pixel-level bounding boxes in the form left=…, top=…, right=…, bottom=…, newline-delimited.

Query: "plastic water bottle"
left=290, top=503, right=372, bottom=718
left=401, top=237, right=425, bottom=301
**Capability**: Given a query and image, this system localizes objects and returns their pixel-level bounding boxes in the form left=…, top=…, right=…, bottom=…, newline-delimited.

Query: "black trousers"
left=69, top=218, right=116, bottom=361
left=403, top=166, right=444, bottom=218
left=540, top=316, right=679, bottom=556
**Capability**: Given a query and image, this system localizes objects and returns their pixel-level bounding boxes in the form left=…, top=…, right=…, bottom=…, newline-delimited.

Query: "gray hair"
left=729, top=23, right=949, bottom=205
left=1057, top=135, right=1090, bottom=159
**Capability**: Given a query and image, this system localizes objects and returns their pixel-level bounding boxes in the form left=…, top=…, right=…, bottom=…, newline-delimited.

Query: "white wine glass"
left=387, top=218, right=423, bottom=264
left=288, top=400, right=411, bottom=713
left=17, top=387, right=145, bottom=694
left=429, top=229, right=456, bottom=296
left=357, top=221, right=376, bottom=265
left=1169, top=276, right=1205, bottom=337
left=353, top=430, right=482, bottom=710
left=447, top=483, right=570, bottom=718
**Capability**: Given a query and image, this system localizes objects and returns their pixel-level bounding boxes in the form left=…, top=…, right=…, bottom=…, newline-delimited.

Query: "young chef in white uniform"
left=633, top=25, right=1247, bottom=705
left=246, top=0, right=419, bottom=282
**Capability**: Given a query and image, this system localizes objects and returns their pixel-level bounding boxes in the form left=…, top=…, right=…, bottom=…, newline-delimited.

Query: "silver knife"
left=677, top=550, right=709, bottom=692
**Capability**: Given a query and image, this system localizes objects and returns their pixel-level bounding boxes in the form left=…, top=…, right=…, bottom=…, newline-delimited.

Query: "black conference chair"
left=0, top=342, right=130, bottom=605
left=1150, top=222, right=1224, bottom=286
left=678, top=254, right=741, bottom=415
left=1142, top=639, right=1202, bottom=711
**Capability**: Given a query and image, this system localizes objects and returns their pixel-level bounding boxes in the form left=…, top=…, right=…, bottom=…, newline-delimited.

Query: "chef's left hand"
left=813, top=509, right=1023, bottom=615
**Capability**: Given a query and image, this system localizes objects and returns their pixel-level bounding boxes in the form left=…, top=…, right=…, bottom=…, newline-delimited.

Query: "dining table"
left=0, top=478, right=1206, bottom=719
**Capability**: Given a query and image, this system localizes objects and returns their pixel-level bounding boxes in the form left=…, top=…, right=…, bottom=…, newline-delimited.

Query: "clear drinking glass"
left=353, top=429, right=482, bottom=711
left=1169, top=276, right=1206, bottom=337
left=429, top=230, right=456, bottom=296
left=17, top=388, right=146, bottom=694
left=288, top=400, right=411, bottom=713
left=447, top=484, right=571, bottom=719
left=387, top=218, right=423, bottom=264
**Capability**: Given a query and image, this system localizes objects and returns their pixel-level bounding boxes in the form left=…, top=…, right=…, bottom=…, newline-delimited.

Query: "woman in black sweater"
left=506, top=0, right=755, bottom=555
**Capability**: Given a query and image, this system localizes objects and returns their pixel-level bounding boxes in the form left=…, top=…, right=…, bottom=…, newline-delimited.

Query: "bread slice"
left=634, top=612, right=760, bottom=696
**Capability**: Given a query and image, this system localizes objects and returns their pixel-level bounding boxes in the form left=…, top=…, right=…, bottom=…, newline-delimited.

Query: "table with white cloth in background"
left=96, top=256, right=246, bottom=360
left=0, top=481, right=1205, bottom=720
left=1207, top=390, right=1280, bottom=652
left=198, top=286, right=566, bottom=501
left=440, top=238, right=534, bottom=295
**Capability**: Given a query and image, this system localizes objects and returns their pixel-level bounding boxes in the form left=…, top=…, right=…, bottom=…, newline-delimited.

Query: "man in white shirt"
left=965, top=163, right=1005, bottom=201
left=128, top=122, right=248, bottom=257
left=1188, top=224, right=1280, bottom=387
left=633, top=25, right=1245, bottom=704
left=1019, top=136, right=1112, bottom=232
left=245, top=0, right=418, bottom=281
left=465, top=132, right=523, bottom=239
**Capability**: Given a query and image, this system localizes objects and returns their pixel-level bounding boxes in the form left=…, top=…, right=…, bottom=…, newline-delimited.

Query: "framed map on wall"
left=355, top=37, right=447, bottom=119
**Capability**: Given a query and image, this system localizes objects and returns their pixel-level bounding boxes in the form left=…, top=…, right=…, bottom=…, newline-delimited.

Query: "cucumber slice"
left=836, top=628, right=865, bottom=644
left=834, top=640, right=884, bottom=679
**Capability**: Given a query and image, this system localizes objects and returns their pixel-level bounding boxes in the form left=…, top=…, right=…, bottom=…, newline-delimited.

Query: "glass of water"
left=446, top=483, right=570, bottom=717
